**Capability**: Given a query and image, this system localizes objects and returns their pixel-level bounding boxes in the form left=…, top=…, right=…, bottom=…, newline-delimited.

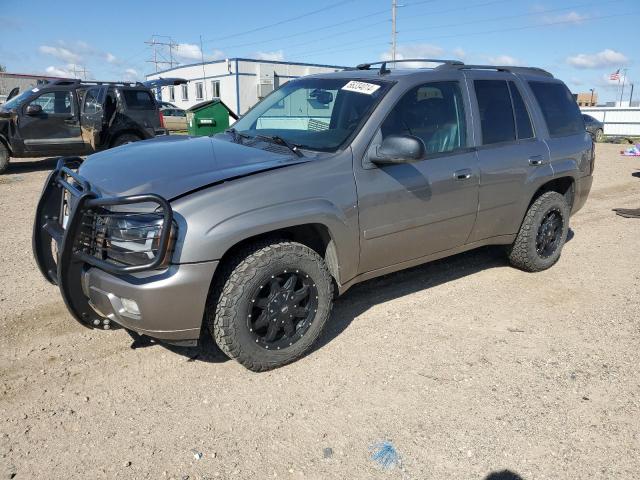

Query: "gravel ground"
left=1, top=145, right=639, bottom=479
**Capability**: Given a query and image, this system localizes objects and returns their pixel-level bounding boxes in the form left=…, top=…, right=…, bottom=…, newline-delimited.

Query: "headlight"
left=98, top=212, right=174, bottom=267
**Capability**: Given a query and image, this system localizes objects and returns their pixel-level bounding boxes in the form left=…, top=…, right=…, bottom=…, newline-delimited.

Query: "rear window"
left=528, top=81, right=583, bottom=137
left=122, top=90, right=155, bottom=110
left=474, top=80, right=515, bottom=145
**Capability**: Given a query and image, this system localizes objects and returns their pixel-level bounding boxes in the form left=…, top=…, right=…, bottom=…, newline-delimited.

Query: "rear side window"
left=528, top=81, right=583, bottom=137
left=122, top=90, right=155, bottom=110
left=474, top=80, right=515, bottom=145
left=508, top=81, right=534, bottom=139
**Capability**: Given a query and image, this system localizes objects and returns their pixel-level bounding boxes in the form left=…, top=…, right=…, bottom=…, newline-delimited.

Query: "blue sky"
left=1, top=0, right=638, bottom=102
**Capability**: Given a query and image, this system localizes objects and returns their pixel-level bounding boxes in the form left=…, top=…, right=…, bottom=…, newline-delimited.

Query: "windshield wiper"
left=224, top=127, right=250, bottom=143
left=254, top=134, right=303, bottom=157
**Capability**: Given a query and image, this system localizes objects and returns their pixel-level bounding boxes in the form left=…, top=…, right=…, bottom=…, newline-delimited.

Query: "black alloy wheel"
left=536, top=208, right=564, bottom=258
left=248, top=270, right=318, bottom=350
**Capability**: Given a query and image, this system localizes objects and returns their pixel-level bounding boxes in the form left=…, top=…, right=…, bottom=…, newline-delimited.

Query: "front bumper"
left=32, top=157, right=213, bottom=343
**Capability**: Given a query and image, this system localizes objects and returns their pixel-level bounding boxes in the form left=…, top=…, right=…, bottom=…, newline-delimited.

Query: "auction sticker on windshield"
left=341, top=81, right=381, bottom=95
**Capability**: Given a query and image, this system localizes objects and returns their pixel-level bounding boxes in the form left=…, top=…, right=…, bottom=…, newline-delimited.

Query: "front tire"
left=0, top=143, right=9, bottom=174
left=208, top=240, right=334, bottom=371
left=508, top=191, right=570, bottom=272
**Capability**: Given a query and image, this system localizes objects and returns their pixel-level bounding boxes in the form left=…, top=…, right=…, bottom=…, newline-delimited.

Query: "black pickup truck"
left=0, top=78, right=185, bottom=173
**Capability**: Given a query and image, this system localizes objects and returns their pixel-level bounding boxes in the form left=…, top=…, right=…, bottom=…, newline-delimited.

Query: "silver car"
left=34, top=60, right=594, bottom=371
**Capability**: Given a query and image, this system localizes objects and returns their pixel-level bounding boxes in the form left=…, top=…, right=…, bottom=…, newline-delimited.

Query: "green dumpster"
left=186, top=99, right=238, bottom=136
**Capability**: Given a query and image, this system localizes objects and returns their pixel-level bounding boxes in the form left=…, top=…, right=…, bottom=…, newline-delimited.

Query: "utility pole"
left=589, top=88, right=594, bottom=106
left=200, top=35, right=208, bottom=99
left=391, top=0, right=397, bottom=66
left=630, top=83, right=634, bottom=105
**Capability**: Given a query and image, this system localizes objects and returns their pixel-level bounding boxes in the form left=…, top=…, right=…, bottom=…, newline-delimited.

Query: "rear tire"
left=208, top=240, right=334, bottom=371
left=507, top=191, right=570, bottom=272
left=0, top=143, right=9, bottom=174
left=111, top=133, right=141, bottom=147
left=595, top=129, right=604, bottom=142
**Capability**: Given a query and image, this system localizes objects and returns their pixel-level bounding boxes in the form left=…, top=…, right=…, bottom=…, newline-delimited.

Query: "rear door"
left=80, top=86, right=107, bottom=151
left=119, top=88, right=160, bottom=137
left=19, top=89, right=84, bottom=154
left=464, top=72, right=550, bottom=242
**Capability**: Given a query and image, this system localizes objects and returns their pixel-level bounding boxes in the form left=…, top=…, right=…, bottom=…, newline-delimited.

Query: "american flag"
left=610, top=69, right=620, bottom=81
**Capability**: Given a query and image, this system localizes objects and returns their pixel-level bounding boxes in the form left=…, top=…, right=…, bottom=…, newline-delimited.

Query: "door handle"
left=528, top=155, right=545, bottom=166
left=454, top=169, right=472, bottom=180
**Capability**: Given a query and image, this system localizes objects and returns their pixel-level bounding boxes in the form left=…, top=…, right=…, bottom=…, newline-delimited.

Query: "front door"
left=355, top=79, right=479, bottom=273
left=19, top=89, right=84, bottom=155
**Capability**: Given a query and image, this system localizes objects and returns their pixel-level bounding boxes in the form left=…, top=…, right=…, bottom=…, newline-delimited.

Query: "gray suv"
left=33, top=59, right=594, bottom=371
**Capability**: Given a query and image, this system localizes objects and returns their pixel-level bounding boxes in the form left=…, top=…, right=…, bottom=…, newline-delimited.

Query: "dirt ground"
left=1, top=145, right=639, bottom=480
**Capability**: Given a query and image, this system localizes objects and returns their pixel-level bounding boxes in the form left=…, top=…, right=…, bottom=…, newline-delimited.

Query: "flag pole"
left=619, top=68, right=627, bottom=105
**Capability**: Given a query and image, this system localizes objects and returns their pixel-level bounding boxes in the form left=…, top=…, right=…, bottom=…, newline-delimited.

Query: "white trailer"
left=580, top=107, right=640, bottom=138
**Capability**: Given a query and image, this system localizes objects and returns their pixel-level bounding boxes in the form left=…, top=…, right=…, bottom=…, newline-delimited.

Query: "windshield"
left=1, top=90, right=34, bottom=111
left=232, top=78, right=391, bottom=152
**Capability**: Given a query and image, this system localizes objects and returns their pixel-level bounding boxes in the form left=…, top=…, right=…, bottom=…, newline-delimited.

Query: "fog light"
left=121, top=298, right=140, bottom=316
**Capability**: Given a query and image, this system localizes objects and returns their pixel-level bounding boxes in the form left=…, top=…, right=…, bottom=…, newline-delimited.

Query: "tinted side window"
left=29, top=91, right=72, bottom=114
left=528, top=81, right=583, bottom=136
left=508, top=81, right=534, bottom=139
left=381, top=81, right=467, bottom=154
left=474, top=80, right=515, bottom=145
left=122, top=90, right=155, bottom=110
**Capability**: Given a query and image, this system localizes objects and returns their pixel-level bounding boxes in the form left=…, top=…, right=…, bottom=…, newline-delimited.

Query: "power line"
left=290, top=10, right=639, bottom=61
left=145, top=35, right=178, bottom=72
left=202, top=0, right=358, bottom=44
left=213, top=8, right=389, bottom=51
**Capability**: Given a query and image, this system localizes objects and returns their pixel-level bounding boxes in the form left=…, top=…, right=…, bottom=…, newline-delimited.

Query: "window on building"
left=474, top=80, right=516, bottom=145
left=122, top=90, right=155, bottom=110
left=195, top=82, right=204, bottom=100
left=508, top=81, right=534, bottom=139
left=181, top=84, right=189, bottom=101
left=211, top=80, right=221, bottom=98
left=528, top=81, right=584, bottom=137
left=29, top=91, right=72, bottom=114
left=381, top=81, right=467, bottom=154
left=169, top=86, right=175, bottom=102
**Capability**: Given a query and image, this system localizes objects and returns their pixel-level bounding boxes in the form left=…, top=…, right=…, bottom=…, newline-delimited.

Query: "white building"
left=145, top=58, right=345, bottom=116
left=581, top=106, right=640, bottom=138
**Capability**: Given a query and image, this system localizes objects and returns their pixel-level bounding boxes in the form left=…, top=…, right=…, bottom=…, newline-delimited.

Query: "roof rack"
left=356, top=58, right=464, bottom=75
left=437, top=64, right=553, bottom=78
left=46, top=79, right=145, bottom=87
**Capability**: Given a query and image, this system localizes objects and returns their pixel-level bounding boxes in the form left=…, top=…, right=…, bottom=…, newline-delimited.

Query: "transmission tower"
left=145, top=35, right=178, bottom=72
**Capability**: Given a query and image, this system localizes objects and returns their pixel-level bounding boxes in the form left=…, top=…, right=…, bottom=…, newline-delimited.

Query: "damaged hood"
left=78, top=135, right=309, bottom=200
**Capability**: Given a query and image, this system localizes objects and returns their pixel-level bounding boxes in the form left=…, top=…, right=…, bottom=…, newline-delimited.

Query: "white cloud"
left=45, top=65, right=72, bottom=77
left=254, top=50, right=285, bottom=61
left=174, top=43, right=224, bottom=62
left=39, top=45, right=82, bottom=63
left=123, top=68, right=138, bottom=81
left=542, top=11, right=587, bottom=24
left=487, top=55, right=522, bottom=66
left=106, top=52, right=117, bottom=63
left=452, top=47, right=466, bottom=60
left=566, top=49, right=628, bottom=69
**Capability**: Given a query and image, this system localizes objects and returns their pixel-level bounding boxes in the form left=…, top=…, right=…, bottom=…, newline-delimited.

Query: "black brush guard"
left=32, top=157, right=174, bottom=329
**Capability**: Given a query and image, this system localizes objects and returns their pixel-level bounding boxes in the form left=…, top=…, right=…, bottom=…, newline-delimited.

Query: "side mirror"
left=26, top=104, right=43, bottom=115
left=370, top=134, right=425, bottom=165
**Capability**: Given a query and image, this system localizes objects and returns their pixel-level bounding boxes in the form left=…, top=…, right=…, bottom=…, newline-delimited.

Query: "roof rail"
left=45, top=78, right=145, bottom=87
left=437, top=64, right=554, bottom=78
left=356, top=58, right=464, bottom=71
